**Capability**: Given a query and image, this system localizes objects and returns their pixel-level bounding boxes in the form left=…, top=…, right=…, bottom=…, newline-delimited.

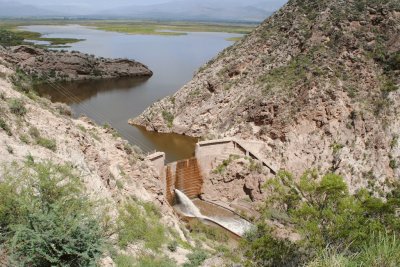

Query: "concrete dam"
left=146, top=138, right=277, bottom=237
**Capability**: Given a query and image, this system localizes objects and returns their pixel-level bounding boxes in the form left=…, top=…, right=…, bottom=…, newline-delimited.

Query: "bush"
left=0, top=118, right=12, bottom=136
left=167, top=241, right=178, bottom=252
left=117, top=200, right=166, bottom=251
left=0, top=161, right=105, bottom=266
left=28, top=127, right=57, bottom=151
left=162, top=111, right=174, bottom=128
left=242, top=170, right=400, bottom=266
left=36, top=137, right=57, bottom=151
left=183, top=250, right=208, bottom=267
left=0, top=29, right=24, bottom=47
left=8, top=98, right=27, bottom=116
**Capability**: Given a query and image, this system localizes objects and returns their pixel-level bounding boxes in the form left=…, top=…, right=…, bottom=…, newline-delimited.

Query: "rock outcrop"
left=132, top=0, right=400, bottom=192
left=0, top=45, right=152, bottom=82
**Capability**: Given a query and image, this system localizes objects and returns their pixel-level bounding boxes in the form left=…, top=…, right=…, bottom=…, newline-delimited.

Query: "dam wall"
left=165, top=158, right=203, bottom=204
left=147, top=138, right=277, bottom=204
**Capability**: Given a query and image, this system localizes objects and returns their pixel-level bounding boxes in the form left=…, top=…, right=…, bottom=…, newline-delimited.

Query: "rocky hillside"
left=132, top=0, right=400, bottom=189
left=0, top=45, right=152, bottom=82
left=0, top=63, right=193, bottom=265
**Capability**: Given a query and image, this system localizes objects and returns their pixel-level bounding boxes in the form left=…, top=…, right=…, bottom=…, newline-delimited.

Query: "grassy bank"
left=0, top=20, right=85, bottom=46
left=0, top=19, right=255, bottom=42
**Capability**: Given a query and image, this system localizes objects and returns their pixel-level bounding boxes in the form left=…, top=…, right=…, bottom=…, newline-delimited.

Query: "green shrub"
left=213, top=155, right=240, bottom=174
left=167, top=241, right=178, bottom=252
left=0, top=161, right=105, bottom=266
left=19, top=134, right=30, bottom=144
left=162, top=111, right=174, bottom=128
left=36, top=137, right=57, bottom=151
left=117, top=200, right=166, bottom=251
left=0, top=118, right=12, bottom=136
left=28, top=127, right=57, bottom=151
left=243, top=170, right=400, bottom=266
left=135, top=255, right=176, bottom=267
left=8, top=98, right=27, bottom=116
left=183, top=250, right=208, bottom=267
left=189, top=220, right=228, bottom=242
left=0, top=29, right=24, bottom=46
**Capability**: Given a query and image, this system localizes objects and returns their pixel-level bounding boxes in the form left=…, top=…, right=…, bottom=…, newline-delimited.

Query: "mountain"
left=132, top=0, right=400, bottom=189
left=95, top=0, right=282, bottom=22
left=0, top=0, right=287, bottom=21
left=0, top=0, right=60, bottom=17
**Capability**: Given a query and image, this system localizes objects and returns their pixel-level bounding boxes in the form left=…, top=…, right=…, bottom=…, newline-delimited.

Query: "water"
left=21, top=24, right=241, bottom=162
left=174, top=189, right=203, bottom=218
left=175, top=189, right=252, bottom=236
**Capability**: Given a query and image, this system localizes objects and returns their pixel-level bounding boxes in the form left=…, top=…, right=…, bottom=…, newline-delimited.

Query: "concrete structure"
left=146, top=152, right=165, bottom=176
left=196, top=138, right=277, bottom=177
left=147, top=138, right=276, bottom=204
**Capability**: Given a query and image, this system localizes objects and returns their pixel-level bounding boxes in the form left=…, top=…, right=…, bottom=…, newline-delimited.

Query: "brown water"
left=23, top=24, right=241, bottom=162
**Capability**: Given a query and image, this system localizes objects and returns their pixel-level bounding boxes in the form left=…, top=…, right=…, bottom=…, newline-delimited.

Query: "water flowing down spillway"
left=174, top=189, right=204, bottom=218
left=174, top=189, right=253, bottom=236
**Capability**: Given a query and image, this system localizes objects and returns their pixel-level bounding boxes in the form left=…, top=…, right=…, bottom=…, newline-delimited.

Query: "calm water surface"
left=21, top=25, right=241, bottom=162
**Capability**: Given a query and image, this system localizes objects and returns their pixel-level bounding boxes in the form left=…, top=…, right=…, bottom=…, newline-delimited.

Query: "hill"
left=132, top=0, right=400, bottom=188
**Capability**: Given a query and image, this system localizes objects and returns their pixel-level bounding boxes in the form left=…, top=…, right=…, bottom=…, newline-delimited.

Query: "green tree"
left=243, top=170, right=400, bottom=266
left=0, top=161, right=105, bottom=266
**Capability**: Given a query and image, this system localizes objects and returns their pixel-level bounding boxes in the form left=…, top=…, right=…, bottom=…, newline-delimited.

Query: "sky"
left=13, top=0, right=287, bottom=9
left=13, top=0, right=177, bottom=8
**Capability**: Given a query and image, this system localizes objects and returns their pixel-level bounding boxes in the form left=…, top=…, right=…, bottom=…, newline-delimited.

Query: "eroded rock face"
left=132, top=0, right=400, bottom=191
left=0, top=45, right=153, bottom=82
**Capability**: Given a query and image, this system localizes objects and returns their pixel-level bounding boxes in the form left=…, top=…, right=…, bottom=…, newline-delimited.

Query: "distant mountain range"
left=0, top=0, right=288, bottom=22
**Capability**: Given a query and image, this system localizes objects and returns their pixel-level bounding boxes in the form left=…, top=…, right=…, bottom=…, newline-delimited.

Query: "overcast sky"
left=13, top=0, right=287, bottom=9
left=13, top=0, right=178, bottom=7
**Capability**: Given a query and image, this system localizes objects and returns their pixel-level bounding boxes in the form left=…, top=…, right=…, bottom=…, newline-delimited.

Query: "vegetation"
left=0, top=28, right=83, bottom=47
left=0, top=20, right=253, bottom=46
left=183, top=250, right=208, bottom=267
left=29, top=126, right=57, bottom=151
left=117, top=199, right=167, bottom=251
left=162, top=110, right=174, bottom=128
left=0, top=118, right=12, bottom=136
left=0, top=29, right=24, bottom=46
left=242, top=170, right=400, bottom=266
left=8, top=98, right=27, bottom=116
left=188, top=220, right=228, bottom=242
left=87, top=21, right=254, bottom=36
left=213, top=155, right=240, bottom=174
left=0, top=160, right=106, bottom=266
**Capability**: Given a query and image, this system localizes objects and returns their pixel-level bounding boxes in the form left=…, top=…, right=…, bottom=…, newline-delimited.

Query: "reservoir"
left=21, top=25, right=241, bottom=162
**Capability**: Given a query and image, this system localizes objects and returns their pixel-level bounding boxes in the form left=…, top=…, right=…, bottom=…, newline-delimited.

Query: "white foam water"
left=174, top=189, right=253, bottom=236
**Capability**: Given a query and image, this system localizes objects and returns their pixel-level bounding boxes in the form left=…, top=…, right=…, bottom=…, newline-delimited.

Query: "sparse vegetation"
left=29, top=126, right=57, bottom=151
left=117, top=200, right=167, bottom=251
left=213, top=155, right=240, bottom=174
left=188, top=220, right=228, bottom=242
left=162, top=110, right=175, bottom=128
left=183, top=250, right=208, bottom=267
left=0, top=118, right=12, bottom=136
left=8, top=98, right=27, bottom=116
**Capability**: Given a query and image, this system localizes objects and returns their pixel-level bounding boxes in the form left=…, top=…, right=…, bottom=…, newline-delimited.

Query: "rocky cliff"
left=132, top=0, right=400, bottom=190
left=0, top=45, right=152, bottom=82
